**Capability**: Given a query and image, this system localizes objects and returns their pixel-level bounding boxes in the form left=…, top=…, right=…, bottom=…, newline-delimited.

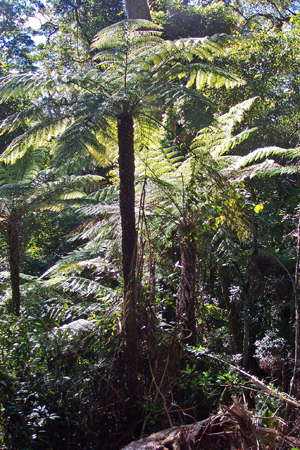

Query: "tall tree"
left=0, top=0, right=35, bottom=71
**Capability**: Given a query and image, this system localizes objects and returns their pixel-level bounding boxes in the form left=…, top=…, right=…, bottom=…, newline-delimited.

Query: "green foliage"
left=0, top=1, right=299, bottom=448
left=0, top=298, right=121, bottom=449
left=0, top=19, right=243, bottom=167
left=0, top=0, right=36, bottom=70
left=153, top=1, right=238, bottom=40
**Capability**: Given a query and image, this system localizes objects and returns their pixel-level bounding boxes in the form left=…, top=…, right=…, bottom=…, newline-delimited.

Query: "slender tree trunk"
left=242, top=296, right=251, bottom=369
left=7, top=214, right=21, bottom=316
left=124, top=0, right=151, bottom=20
left=118, top=113, right=138, bottom=395
left=176, top=234, right=197, bottom=345
left=290, top=217, right=300, bottom=397
left=219, top=268, right=243, bottom=354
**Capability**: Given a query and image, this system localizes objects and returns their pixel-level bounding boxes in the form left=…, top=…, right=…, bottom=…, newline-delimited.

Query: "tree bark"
left=7, top=213, right=21, bottom=316
left=124, top=0, right=151, bottom=20
left=118, top=0, right=152, bottom=401
left=117, top=113, right=138, bottom=395
left=290, top=217, right=300, bottom=397
left=176, top=233, right=197, bottom=345
left=242, top=296, right=251, bottom=369
left=219, top=268, right=243, bottom=354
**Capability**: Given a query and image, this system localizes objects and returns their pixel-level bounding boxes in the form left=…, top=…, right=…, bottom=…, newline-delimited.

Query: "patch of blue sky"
left=25, top=13, right=46, bottom=45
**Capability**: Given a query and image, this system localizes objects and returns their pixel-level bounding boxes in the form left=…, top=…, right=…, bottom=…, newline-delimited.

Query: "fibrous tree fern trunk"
left=7, top=213, right=21, bottom=316
left=124, top=0, right=151, bottom=20
left=176, top=233, right=197, bottom=346
left=117, top=113, right=138, bottom=394
left=120, top=0, right=151, bottom=401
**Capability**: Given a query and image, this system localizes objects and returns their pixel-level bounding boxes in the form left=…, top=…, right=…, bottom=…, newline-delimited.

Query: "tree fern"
left=0, top=150, right=104, bottom=315
left=0, top=20, right=244, bottom=166
left=136, top=98, right=261, bottom=238
left=0, top=19, right=246, bottom=360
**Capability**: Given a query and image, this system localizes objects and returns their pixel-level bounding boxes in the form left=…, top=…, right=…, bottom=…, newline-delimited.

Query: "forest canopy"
left=0, top=1, right=299, bottom=449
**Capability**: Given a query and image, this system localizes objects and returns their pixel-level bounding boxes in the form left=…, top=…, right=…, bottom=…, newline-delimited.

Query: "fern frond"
left=26, top=174, right=103, bottom=209
left=0, top=117, right=71, bottom=164
left=212, top=128, right=258, bottom=157
left=0, top=107, right=42, bottom=137
left=0, top=147, right=46, bottom=185
left=58, top=319, right=97, bottom=335
left=78, top=203, right=119, bottom=218
left=179, top=64, right=244, bottom=90
left=88, top=185, right=119, bottom=204
left=232, top=146, right=300, bottom=169
left=134, top=114, right=183, bottom=180
left=92, top=20, right=162, bottom=51
left=192, top=98, right=258, bottom=157
left=47, top=275, right=105, bottom=297
left=225, top=159, right=282, bottom=181
left=0, top=72, right=55, bottom=103
left=219, top=97, right=258, bottom=130
left=146, top=35, right=226, bottom=65
left=53, top=101, right=117, bottom=167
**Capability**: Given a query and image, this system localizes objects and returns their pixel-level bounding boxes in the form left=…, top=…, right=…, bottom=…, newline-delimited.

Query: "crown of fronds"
left=135, top=98, right=261, bottom=239
left=0, top=20, right=243, bottom=166
left=0, top=149, right=104, bottom=218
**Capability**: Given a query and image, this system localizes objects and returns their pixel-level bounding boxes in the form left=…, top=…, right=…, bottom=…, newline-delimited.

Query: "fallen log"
left=121, top=400, right=300, bottom=450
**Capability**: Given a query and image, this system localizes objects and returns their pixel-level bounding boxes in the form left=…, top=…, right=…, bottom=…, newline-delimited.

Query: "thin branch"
left=191, top=349, right=300, bottom=409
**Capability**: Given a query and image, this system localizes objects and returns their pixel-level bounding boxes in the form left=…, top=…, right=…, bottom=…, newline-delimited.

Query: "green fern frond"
left=92, top=19, right=162, bottom=51
left=78, top=203, right=119, bottom=218
left=59, top=191, right=87, bottom=200
left=53, top=103, right=117, bottom=167
left=258, top=165, right=300, bottom=177
left=192, top=98, right=258, bottom=157
left=48, top=275, right=105, bottom=297
left=225, top=159, right=282, bottom=181
left=146, top=35, right=226, bottom=65
left=0, top=107, right=41, bottom=137
left=0, top=117, right=71, bottom=164
left=232, top=146, right=300, bottom=169
left=26, top=174, right=103, bottom=208
left=134, top=115, right=183, bottom=180
left=88, top=185, right=118, bottom=204
left=181, top=64, right=244, bottom=90
left=1, top=147, right=46, bottom=184
left=0, top=149, right=47, bottom=208
left=136, top=141, right=183, bottom=180
left=0, top=72, right=55, bottom=103
left=219, top=97, right=258, bottom=130
left=212, top=128, right=258, bottom=157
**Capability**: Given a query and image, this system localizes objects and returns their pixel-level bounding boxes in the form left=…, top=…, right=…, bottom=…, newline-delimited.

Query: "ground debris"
left=121, top=400, right=300, bottom=449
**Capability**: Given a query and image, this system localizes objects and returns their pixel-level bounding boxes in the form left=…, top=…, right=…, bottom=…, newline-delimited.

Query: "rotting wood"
left=121, top=400, right=300, bottom=450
